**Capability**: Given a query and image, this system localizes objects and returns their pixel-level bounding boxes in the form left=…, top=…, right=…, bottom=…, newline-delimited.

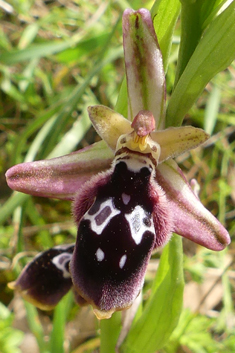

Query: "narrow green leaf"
left=167, top=0, right=235, bottom=127
left=151, top=0, right=181, bottom=70
left=200, top=0, right=229, bottom=31
left=115, top=76, right=128, bottom=118
left=120, top=235, right=184, bottom=353
left=24, top=301, right=48, bottom=353
left=0, top=193, right=29, bottom=226
left=40, top=47, right=122, bottom=158
left=174, top=0, right=203, bottom=85
left=204, top=85, right=221, bottom=134
left=18, top=58, right=38, bottom=93
left=39, top=15, right=122, bottom=158
left=174, top=0, right=228, bottom=85
left=2, top=48, right=122, bottom=219
left=0, top=33, right=108, bottom=65
left=50, top=292, right=73, bottom=353
left=18, top=23, right=39, bottom=50
left=24, top=116, right=57, bottom=162
left=0, top=41, right=73, bottom=65
left=47, top=107, right=91, bottom=159
left=56, top=33, right=110, bottom=63
left=11, top=101, right=64, bottom=165
left=0, top=26, right=12, bottom=50
left=1, top=78, right=26, bottom=104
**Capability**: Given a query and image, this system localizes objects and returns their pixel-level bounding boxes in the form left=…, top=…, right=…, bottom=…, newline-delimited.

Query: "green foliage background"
left=0, top=0, right=235, bottom=352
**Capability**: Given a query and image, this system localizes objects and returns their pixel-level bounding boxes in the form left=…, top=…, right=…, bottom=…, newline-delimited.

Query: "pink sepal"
left=6, top=141, right=113, bottom=200
left=156, top=160, right=230, bottom=251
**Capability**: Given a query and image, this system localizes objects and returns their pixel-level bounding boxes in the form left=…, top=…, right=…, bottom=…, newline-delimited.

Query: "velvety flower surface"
left=6, top=8, right=230, bottom=320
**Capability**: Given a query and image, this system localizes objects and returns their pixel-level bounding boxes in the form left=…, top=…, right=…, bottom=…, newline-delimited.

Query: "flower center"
left=116, top=110, right=161, bottom=163
left=132, top=134, right=148, bottom=151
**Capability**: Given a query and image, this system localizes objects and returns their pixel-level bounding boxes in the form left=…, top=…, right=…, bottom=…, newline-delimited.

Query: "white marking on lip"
left=123, top=158, right=153, bottom=173
left=84, top=198, right=120, bottom=235
left=52, top=253, right=72, bottom=278
left=96, top=248, right=105, bottom=262
left=119, top=254, right=127, bottom=269
left=125, top=205, right=155, bottom=245
left=122, top=193, right=131, bottom=205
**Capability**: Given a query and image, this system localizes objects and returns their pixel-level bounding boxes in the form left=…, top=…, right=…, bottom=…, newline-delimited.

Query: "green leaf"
left=18, top=23, right=39, bottom=50
left=39, top=47, right=122, bottom=158
left=120, top=235, right=184, bottom=353
left=55, top=33, right=110, bottom=63
left=0, top=193, right=29, bottom=226
left=38, top=15, right=122, bottom=158
left=47, top=104, right=92, bottom=159
left=11, top=101, right=65, bottom=165
left=50, top=292, right=73, bottom=353
left=0, top=26, right=12, bottom=50
left=24, top=301, right=48, bottom=353
left=0, top=32, right=109, bottom=65
left=165, top=309, right=218, bottom=353
left=204, top=85, right=221, bottom=134
left=0, top=41, right=73, bottom=65
left=115, top=76, right=128, bottom=117
left=167, top=0, right=235, bottom=127
left=0, top=77, right=27, bottom=104
left=151, top=0, right=181, bottom=70
left=200, top=0, right=229, bottom=30
left=174, top=0, right=229, bottom=84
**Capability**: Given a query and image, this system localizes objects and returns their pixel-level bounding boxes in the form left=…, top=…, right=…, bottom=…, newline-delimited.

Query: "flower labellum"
left=71, top=111, right=171, bottom=319
left=9, top=245, right=74, bottom=310
left=6, top=8, right=230, bottom=320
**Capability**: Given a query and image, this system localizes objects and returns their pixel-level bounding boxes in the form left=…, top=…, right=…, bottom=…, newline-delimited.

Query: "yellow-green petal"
left=152, top=126, right=209, bottom=163
left=88, top=105, right=132, bottom=150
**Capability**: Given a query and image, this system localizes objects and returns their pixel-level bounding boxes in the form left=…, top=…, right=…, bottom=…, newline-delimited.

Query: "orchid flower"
left=6, top=8, right=230, bottom=320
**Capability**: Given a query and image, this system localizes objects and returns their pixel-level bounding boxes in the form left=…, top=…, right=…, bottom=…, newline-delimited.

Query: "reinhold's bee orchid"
left=6, top=8, right=230, bottom=320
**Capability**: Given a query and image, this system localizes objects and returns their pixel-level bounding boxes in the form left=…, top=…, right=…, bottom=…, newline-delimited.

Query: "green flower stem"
left=100, top=311, right=122, bottom=353
left=175, top=0, right=203, bottom=85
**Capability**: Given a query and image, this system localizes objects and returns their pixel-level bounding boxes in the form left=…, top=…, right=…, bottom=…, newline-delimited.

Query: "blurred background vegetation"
left=0, top=0, right=235, bottom=352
